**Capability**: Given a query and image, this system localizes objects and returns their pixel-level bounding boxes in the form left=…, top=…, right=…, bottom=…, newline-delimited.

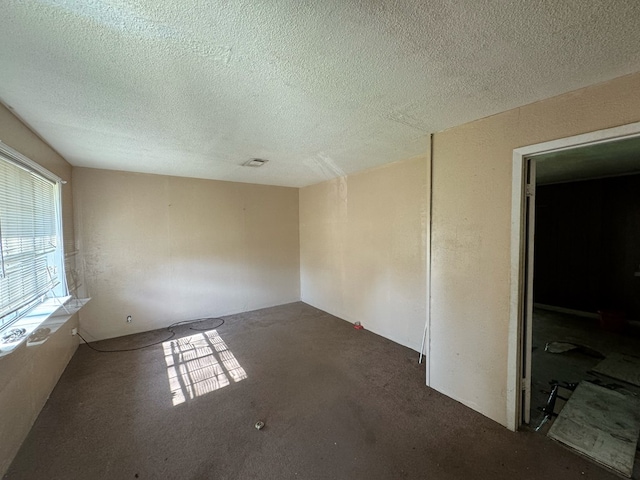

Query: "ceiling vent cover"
left=243, top=158, right=269, bottom=167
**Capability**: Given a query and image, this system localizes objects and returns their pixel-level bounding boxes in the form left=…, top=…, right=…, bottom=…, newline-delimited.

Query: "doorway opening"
left=509, top=123, right=640, bottom=477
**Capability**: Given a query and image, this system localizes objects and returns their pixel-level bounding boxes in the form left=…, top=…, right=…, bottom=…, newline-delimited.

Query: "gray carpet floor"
left=4, top=302, right=617, bottom=479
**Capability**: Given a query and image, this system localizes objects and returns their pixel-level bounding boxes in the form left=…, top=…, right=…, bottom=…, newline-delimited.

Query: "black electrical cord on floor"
left=77, top=317, right=225, bottom=353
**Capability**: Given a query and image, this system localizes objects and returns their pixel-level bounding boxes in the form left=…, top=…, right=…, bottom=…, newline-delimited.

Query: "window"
left=0, top=142, right=67, bottom=331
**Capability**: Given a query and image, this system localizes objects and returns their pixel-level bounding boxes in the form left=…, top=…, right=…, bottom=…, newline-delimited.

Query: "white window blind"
left=0, top=146, right=66, bottom=330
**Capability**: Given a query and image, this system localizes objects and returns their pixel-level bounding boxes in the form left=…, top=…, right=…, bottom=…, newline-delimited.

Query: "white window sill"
left=0, top=297, right=90, bottom=357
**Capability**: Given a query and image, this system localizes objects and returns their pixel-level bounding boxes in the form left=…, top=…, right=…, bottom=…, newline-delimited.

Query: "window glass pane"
left=0, top=154, right=65, bottom=329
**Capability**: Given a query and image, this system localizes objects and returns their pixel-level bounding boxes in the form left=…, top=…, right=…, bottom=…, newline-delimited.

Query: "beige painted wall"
left=0, top=104, right=79, bottom=476
left=73, top=168, right=300, bottom=340
left=430, top=72, right=640, bottom=427
left=300, top=155, right=428, bottom=352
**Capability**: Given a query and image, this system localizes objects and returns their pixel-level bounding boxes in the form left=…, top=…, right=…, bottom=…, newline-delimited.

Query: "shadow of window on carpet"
left=162, top=329, right=247, bottom=406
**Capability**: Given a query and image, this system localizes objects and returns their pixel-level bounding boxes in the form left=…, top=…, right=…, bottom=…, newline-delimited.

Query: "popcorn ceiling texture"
left=1, top=1, right=640, bottom=187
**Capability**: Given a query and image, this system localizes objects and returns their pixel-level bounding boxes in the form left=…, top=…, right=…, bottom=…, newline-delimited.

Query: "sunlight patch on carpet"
left=163, top=329, right=247, bottom=406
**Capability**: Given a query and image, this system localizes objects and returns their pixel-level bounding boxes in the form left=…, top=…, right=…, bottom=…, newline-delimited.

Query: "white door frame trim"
left=506, top=121, right=640, bottom=431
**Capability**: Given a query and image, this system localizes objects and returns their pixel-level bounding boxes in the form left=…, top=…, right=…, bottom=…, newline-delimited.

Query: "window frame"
left=0, top=141, right=68, bottom=336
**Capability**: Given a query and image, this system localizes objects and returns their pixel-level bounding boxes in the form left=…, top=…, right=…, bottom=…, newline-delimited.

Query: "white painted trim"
left=422, top=135, right=433, bottom=385
left=522, top=158, right=536, bottom=425
left=513, top=121, right=640, bottom=158
left=508, top=120, right=640, bottom=432
left=0, top=140, right=64, bottom=183
left=507, top=149, right=526, bottom=432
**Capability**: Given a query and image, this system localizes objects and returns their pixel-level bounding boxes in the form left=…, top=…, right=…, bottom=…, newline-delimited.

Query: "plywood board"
left=592, top=353, right=640, bottom=387
left=548, top=381, right=640, bottom=477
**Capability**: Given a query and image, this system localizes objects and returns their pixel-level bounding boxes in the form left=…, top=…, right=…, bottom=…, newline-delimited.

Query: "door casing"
left=507, top=121, right=640, bottom=431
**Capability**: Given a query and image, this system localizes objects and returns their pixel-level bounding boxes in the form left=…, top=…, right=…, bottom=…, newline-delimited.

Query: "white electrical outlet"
left=71, top=328, right=78, bottom=336
left=126, top=315, right=132, bottom=323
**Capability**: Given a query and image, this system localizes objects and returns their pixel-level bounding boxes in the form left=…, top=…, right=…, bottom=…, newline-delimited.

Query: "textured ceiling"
left=536, top=135, right=640, bottom=185
left=2, top=1, right=640, bottom=187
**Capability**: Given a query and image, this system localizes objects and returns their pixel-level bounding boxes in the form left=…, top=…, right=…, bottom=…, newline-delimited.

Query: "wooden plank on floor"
left=547, top=381, right=640, bottom=478
left=592, top=353, right=640, bottom=387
